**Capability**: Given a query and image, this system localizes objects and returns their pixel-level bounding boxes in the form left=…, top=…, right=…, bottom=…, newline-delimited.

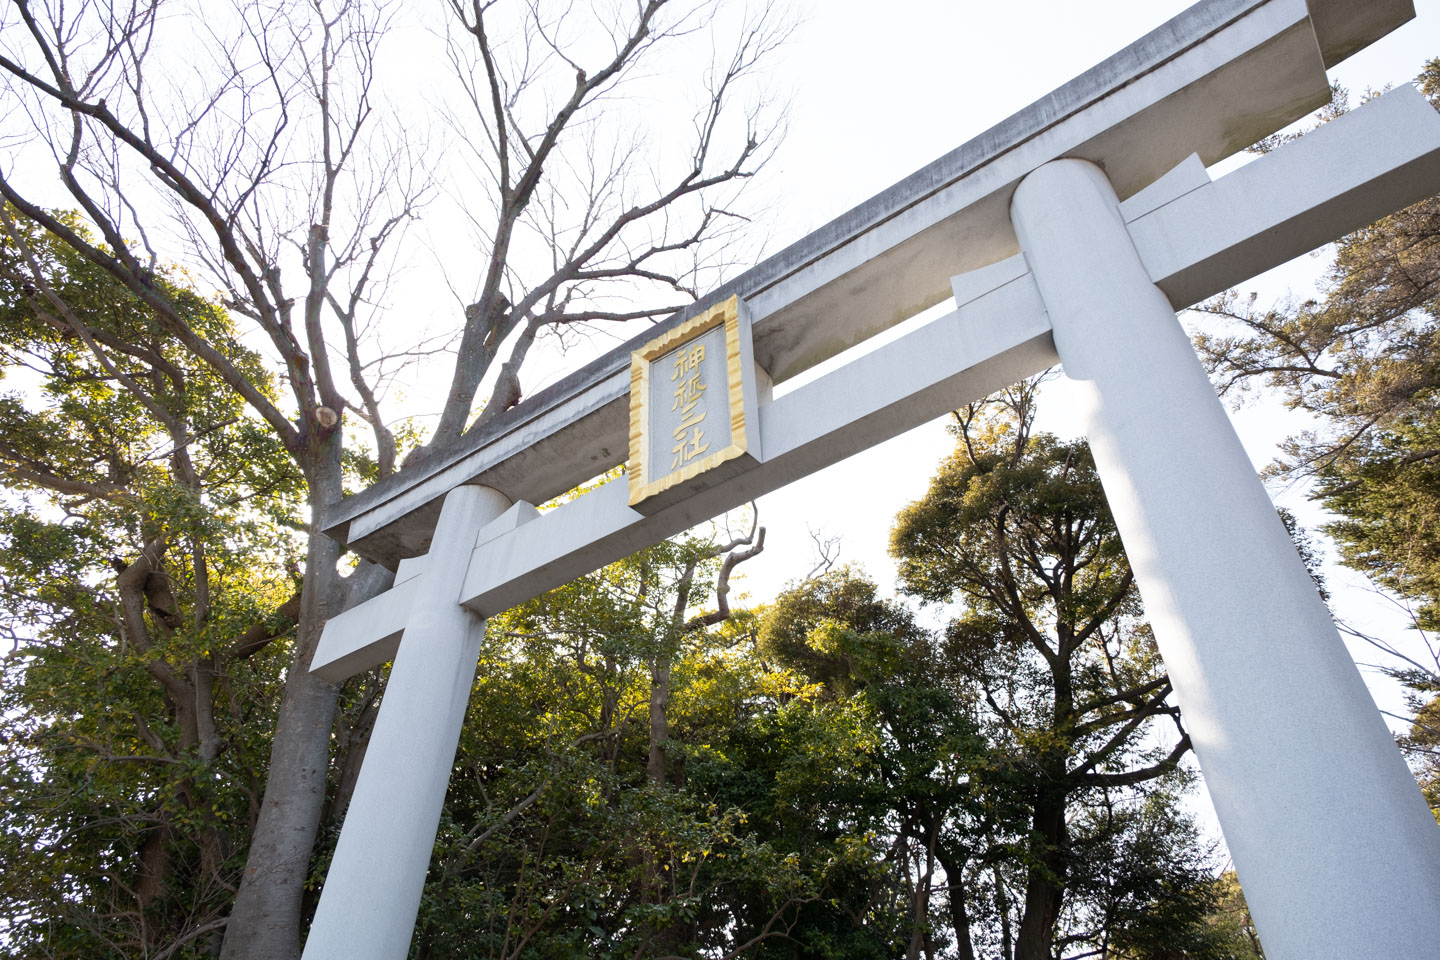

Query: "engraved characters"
left=670, top=342, right=711, bottom=469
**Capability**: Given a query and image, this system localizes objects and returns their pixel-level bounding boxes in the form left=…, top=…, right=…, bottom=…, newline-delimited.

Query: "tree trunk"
left=644, top=647, right=688, bottom=955
left=1012, top=789, right=1069, bottom=960
left=136, top=824, right=171, bottom=953
left=936, top=843, right=977, bottom=960
left=221, top=451, right=394, bottom=960
left=906, top=815, right=940, bottom=960
left=647, top=655, right=672, bottom=787
left=995, top=863, right=1014, bottom=960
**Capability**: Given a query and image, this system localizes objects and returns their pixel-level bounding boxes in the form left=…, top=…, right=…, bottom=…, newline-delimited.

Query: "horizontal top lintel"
left=325, top=0, right=1411, bottom=569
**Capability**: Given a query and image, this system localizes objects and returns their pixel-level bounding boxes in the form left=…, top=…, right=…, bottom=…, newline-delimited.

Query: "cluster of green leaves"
left=0, top=206, right=1257, bottom=960
left=0, top=209, right=306, bottom=957
left=404, top=535, right=836, bottom=958
left=886, top=392, right=1225, bottom=960
left=0, top=205, right=1269, bottom=958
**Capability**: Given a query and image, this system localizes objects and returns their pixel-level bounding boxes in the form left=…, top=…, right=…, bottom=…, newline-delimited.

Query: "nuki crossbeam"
left=314, top=84, right=1440, bottom=684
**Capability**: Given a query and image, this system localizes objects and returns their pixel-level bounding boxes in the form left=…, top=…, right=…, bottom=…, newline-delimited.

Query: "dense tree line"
left=0, top=288, right=1255, bottom=957
left=351, top=384, right=1254, bottom=958
left=402, top=383, right=1266, bottom=958
left=0, top=213, right=306, bottom=955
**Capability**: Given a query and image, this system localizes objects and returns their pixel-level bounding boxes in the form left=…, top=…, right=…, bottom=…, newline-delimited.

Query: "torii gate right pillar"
left=1011, top=158, right=1440, bottom=958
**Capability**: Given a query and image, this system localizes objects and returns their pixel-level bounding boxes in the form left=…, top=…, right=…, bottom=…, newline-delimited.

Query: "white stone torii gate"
left=301, top=2, right=1440, bottom=958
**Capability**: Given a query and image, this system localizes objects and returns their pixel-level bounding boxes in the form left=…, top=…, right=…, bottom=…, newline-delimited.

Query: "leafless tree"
left=430, top=0, right=790, bottom=442
left=0, top=0, right=789, bottom=957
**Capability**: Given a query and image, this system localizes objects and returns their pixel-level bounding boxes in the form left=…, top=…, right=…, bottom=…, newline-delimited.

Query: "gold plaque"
left=628, top=295, right=762, bottom=510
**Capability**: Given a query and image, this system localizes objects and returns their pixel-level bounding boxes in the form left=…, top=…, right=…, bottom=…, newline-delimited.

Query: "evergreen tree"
left=406, top=526, right=831, bottom=959
left=888, top=380, right=1211, bottom=960
left=0, top=210, right=308, bottom=957
left=0, top=5, right=788, bottom=954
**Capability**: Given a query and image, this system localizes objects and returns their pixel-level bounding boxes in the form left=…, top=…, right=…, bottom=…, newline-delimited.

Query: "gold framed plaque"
left=627, top=295, right=762, bottom=510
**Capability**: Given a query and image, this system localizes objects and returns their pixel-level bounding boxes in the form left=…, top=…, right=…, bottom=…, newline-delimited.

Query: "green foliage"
left=1396, top=674, right=1440, bottom=825
left=0, top=208, right=304, bottom=957
left=1071, top=792, right=1240, bottom=960
left=0, top=209, right=1244, bottom=960
left=386, top=383, right=1232, bottom=958
left=410, top=531, right=836, bottom=959
left=888, top=384, right=1209, bottom=958
left=758, top=566, right=931, bottom=697
left=740, top=569, right=975, bottom=957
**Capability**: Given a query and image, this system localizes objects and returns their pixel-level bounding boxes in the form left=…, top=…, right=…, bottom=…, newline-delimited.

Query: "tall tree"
left=0, top=210, right=305, bottom=957
left=753, top=567, right=990, bottom=959
left=888, top=380, right=1202, bottom=960
left=408, top=522, right=835, bottom=959
left=0, top=2, right=789, bottom=956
